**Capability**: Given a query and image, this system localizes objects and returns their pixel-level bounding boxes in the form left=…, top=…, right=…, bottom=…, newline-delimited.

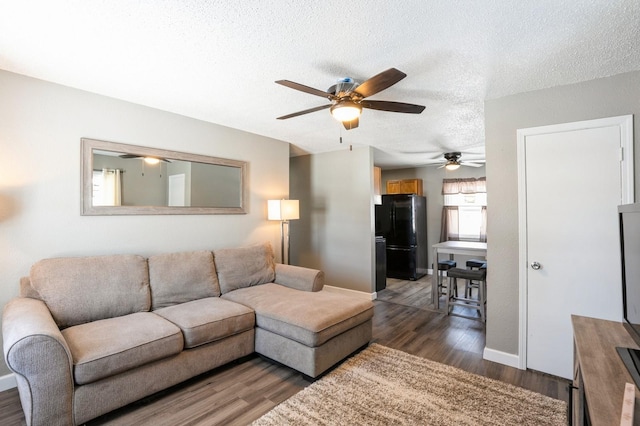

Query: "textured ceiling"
left=1, top=1, right=639, bottom=168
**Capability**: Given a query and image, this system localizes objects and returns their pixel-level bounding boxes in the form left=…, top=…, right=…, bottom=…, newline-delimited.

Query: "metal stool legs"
left=465, top=259, right=486, bottom=298
left=435, top=260, right=457, bottom=306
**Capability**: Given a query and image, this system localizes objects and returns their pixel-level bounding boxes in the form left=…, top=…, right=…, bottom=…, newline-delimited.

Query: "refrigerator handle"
left=391, top=205, right=396, bottom=236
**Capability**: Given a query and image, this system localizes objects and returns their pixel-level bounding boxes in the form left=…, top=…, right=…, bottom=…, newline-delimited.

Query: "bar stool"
left=446, top=267, right=487, bottom=322
left=465, top=259, right=487, bottom=298
left=435, top=260, right=457, bottom=299
left=466, top=259, right=486, bottom=268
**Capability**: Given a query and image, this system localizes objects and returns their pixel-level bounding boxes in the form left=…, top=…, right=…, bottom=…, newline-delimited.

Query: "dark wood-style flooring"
left=0, top=275, right=569, bottom=425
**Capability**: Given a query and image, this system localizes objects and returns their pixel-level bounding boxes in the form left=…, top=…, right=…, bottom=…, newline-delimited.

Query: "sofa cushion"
left=221, top=283, right=373, bottom=347
left=61, top=312, right=183, bottom=385
left=29, top=254, right=150, bottom=328
left=153, top=297, right=255, bottom=348
left=148, top=250, right=221, bottom=309
left=213, top=242, right=275, bottom=294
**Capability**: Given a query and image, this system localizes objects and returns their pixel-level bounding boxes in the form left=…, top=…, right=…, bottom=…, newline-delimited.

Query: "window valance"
left=442, top=177, right=486, bottom=194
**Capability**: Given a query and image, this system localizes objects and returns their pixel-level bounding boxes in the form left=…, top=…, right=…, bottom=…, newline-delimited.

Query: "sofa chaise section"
left=215, top=245, right=373, bottom=378
left=222, top=282, right=373, bottom=377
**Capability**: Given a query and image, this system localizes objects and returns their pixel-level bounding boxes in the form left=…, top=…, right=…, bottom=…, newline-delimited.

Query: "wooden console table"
left=572, top=315, right=640, bottom=425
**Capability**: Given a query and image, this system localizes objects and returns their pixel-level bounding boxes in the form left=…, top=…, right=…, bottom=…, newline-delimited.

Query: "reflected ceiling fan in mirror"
left=118, top=154, right=172, bottom=164
left=275, top=68, right=425, bottom=130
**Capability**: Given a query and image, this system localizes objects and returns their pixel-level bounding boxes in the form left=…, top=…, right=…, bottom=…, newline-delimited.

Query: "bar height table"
left=432, top=241, right=487, bottom=310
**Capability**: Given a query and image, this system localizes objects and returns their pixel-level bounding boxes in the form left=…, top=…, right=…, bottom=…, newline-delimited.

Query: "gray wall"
left=485, top=70, right=640, bottom=356
left=0, top=70, right=290, bottom=376
left=290, top=147, right=375, bottom=293
left=190, top=163, right=241, bottom=207
left=381, top=165, right=486, bottom=269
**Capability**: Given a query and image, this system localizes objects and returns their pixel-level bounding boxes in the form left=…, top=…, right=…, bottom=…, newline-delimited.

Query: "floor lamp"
left=268, top=199, right=299, bottom=264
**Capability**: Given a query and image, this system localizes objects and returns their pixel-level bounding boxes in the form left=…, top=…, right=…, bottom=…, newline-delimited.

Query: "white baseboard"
left=0, top=373, right=17, bottom=392
left=323, top=285, right=376, bottom=300
left=483, top=347, right=522, bottom=369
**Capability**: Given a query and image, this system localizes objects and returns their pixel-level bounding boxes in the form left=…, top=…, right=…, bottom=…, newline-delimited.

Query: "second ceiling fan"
left=276, top=68, right=425, bottom=130
left=433, top=152, right=484, bottom=170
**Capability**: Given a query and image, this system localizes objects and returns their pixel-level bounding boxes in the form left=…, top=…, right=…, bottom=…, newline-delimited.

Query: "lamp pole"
left=280, top=219, right=286, bottom=265
left=268, top=199, right=299, bottom=265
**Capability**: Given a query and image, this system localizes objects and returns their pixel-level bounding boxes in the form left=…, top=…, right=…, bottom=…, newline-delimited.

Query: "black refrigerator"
left=375, top=194, right=427, bottom=280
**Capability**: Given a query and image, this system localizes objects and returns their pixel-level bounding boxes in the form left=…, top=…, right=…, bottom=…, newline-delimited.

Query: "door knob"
left=530, top=261, right=541, bottom=270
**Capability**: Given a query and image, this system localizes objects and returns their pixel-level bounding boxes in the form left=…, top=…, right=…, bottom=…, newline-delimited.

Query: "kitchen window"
left=440, top=178, right=487, bottom=242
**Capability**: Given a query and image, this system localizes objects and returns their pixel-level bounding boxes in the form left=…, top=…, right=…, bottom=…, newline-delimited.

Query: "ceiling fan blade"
left=343, top=117, right=359, bottom=130
left=277, top=104, right=331, bottom=120
left=460, top=161, right=484, bottom=168
left=354, top=68, right=407, bottom=98
left=119, top=154, right=171, bottom=163
left=275, top=80, right=334, bottom=99
left=361, top=100, right=425, bottom=114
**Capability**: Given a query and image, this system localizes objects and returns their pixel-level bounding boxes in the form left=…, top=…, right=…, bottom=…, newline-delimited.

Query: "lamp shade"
left=268, top=199, right=299, bottom=221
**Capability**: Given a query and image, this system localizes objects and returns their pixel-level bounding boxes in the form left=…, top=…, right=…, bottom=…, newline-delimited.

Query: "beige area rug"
left=252, top=344, right=566, bottom=426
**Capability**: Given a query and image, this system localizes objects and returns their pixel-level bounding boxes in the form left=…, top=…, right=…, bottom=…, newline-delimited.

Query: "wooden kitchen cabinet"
left=386, top=179, right=423, bottom=195
left=373, top=167, right=382, bottom=204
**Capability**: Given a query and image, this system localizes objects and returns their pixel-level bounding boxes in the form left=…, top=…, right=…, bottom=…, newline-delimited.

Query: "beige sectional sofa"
left=2, top=243, right=373, bottom=426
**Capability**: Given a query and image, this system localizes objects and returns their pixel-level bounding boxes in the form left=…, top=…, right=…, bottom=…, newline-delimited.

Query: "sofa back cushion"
left=29, top=254, right=150, bottom=328
left=148, top=250, right=221, bottom=309
left=214, top=242, right=275, bottom=294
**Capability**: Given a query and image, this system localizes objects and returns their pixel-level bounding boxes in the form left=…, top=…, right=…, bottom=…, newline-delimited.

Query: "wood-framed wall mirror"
left=81, top=138, right=248, bottom=215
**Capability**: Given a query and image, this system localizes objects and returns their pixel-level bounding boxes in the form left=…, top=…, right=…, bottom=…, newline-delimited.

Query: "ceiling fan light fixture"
left=144, top=157, right=161, bottom=165
left=330, top=100, right=362, bottom=122
left=445, top=161, right=461, bottom=171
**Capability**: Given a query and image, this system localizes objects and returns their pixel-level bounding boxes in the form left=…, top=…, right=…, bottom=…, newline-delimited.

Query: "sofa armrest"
left=19, top=276, right=41, bottom=299
left=274, top=264, right=324, bottom=292
left=2, top=297, right=74, bottom=426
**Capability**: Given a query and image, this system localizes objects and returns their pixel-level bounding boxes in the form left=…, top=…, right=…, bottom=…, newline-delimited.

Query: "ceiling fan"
left=119, top=154, right=172, bottom=164
left=275, top=68, right=425, bottom=130
left=430, top=152, right=485, bottom=170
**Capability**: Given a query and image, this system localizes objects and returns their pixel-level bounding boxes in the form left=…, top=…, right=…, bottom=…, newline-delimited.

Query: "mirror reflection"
left=81, top=138, right=248, bottom=215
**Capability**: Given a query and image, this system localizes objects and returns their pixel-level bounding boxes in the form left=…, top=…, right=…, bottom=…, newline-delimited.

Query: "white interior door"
left=518, top=115, right=633, bottom=379
left=168, top=174, right=186, bottom=206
